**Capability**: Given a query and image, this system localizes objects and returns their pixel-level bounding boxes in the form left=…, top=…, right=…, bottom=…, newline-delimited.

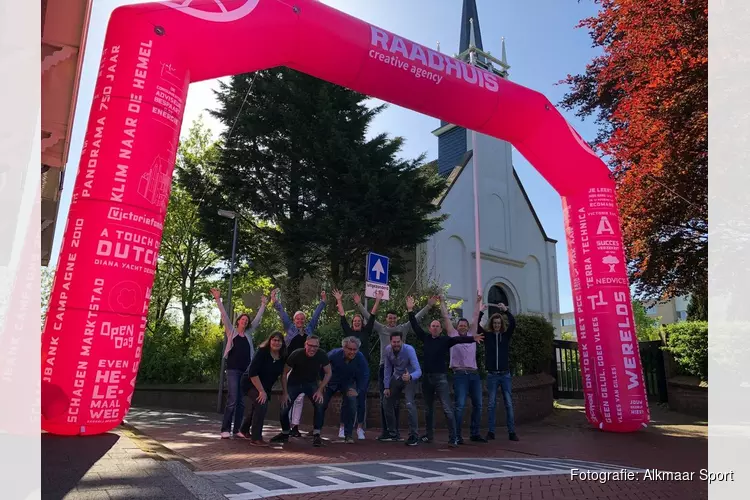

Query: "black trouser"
left=239, top=381, right=270, bottom=440
left=379, top=364, right=399, bottom=436
left=422, top=373, right=456, bottom=441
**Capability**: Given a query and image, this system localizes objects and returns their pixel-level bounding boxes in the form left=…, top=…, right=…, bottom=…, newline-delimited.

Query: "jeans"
left=341, top=372, right=368, bottom=427
left=239, top=386, right=269, bottom=440
left=379, top=364, right=400, bottom=436
left=221, top=369, right=245, bottom=433
left=453, top=370, right=482, bottom=438
left=281, top=383, right=325, bottom=433
left=487, top=371, right=515, bottom=434
left=325, top=384, right=357, bottom=437
left=385, top=377, right=418, bottom=438
left=422, top=373, right=456, bottom=441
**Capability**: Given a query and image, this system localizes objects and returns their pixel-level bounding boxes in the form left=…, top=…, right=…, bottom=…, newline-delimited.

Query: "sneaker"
left=419, top=435, right=433, bottom=443
left=509, top=432, right=519, bottom=441
left=456, top=437, right=464, bottom=445
left=270, top=432, right=289, bottom=443
left=312, top=434, right=322, bottom=447
left=344, top=436, right=354, bottom=444
left=234, top=432, right=248, bottom=439
left=405, top=435, right=419, bottom=446
left=470, top=435, right=488, bottom=443
left=250, top=439, right=269, bottom=447
left=377, top=434, right=396, bottom=442
left=357, top=428, right=366, bottom=440
left=220, top=432, right=231, bottom=439
left=338, top=426, right=345, bottom=439
left=289, top=426, right=302, bottom=437
left=486, top=432, right=496, bottom=440
left=448, top=438, right=459, bottom=448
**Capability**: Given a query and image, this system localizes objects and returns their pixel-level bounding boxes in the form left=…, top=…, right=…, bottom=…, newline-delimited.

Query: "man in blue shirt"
left=379, top=332, right=422, bottom=446
left=322, top=336, right=369, bottom=443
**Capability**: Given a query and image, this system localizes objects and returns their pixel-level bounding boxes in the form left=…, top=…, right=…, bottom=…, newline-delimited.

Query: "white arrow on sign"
left=372, top=259, right=385, bottom=280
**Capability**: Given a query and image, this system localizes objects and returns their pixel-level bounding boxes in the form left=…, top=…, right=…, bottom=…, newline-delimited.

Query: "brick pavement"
left=124, top=402, right=707, bottom=474
left=268, top=474, right=706, bottom=500
left=42, top=429, right=225, bottom=500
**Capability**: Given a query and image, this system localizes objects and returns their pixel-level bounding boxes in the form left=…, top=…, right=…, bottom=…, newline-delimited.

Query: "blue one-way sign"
left=366, top=252, right=389, bottom=285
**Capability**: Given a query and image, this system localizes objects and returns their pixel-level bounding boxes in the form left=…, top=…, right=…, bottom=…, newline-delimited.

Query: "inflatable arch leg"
left=41, top=0, right=649, bottom=435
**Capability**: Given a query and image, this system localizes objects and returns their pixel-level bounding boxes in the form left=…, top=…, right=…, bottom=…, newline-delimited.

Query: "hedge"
left=663, top=321, right=708, bottom=381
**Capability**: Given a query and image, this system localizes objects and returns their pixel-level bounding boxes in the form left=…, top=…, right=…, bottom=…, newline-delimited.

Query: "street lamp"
left=216, top=209, right=239, bottom=413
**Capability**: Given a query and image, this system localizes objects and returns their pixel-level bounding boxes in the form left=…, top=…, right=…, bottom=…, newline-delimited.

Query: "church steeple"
left=433, top=1, right=511, bottom=177
left=459, top=0, right=486, bottom=65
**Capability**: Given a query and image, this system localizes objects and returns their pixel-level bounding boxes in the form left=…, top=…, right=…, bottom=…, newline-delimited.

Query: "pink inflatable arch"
left=41, top=0, right=649, bottom=435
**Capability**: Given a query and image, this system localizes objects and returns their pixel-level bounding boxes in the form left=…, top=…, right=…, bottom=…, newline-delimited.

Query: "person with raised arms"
left=238, top=331, right=288, bottom=446
left=378, top=331, right=422, bottom=446
left=477, top=302, right=519, bottom=441
left=333, top=289, right=382, bottom=439
left=210, top=288, right=267, bottom=439
left=321, top=336, right=370, bottom=444
left=406, top=296, right=484, bottom=447
left=270, top=335, right=332, bottom=447
left=441, top=293, right=487, bottom=444
left=270, top=287, right=326, bottom=437
left=355, top=293, right=437, bottom=441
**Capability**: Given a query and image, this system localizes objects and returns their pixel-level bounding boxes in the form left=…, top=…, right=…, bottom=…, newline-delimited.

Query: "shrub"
left=663, top=321, right=708, bottom=381
left=509, top=314, right=555, bottom=375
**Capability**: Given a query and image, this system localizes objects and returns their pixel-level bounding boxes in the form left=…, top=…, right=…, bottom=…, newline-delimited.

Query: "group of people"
left=210, top=285, right=518, bottom=448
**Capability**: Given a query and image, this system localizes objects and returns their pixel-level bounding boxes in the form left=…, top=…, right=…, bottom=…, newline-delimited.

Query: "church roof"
left=459, top=0, right=486, bottom=64
left=431, top=151, right=558, bottom=244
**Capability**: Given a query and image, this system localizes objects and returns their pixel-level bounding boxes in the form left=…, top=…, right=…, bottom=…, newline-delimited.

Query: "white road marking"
left=251, top=470, right=309, bottom=488
left=435, top=460, right=508, bottom=472
left=379, top=462, right=450, bottom=476
left=317, top=475, right=352, bottom=485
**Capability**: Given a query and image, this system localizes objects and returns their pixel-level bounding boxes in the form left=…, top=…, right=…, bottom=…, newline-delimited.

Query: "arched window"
left=488, top=284, right=510, bottom=318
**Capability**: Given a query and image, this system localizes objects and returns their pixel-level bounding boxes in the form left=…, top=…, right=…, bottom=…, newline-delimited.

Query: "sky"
left=50, top=0, right=604, bottom=313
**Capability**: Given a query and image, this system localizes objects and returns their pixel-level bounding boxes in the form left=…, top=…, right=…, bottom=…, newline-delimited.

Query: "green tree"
left=41, top=266, right=55, bottom=326
left=632, top=299, right=661, bottom=341
left=158, top=119, right=221, bottom=343
left=687, top=292, right=708, bottom=321
left=180, top=69, right=444, bottom=311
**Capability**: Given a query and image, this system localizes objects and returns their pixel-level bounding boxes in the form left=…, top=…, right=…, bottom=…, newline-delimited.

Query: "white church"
left=414, top=0, right=561, bottom=325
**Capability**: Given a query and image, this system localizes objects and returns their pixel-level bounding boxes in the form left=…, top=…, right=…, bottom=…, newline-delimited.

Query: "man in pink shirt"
left=440, top=294, right=487, bottom=444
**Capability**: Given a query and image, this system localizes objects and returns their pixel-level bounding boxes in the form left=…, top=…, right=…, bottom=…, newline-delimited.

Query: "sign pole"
left=471, top=130, right=482, bottom=296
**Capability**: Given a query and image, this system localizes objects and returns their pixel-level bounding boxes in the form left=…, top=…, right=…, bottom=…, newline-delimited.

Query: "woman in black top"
left=239, top=331, right=288, bottom=446
left=477, top=302, right=519, bottom=441
left=333, top=289, right=381, bottom=439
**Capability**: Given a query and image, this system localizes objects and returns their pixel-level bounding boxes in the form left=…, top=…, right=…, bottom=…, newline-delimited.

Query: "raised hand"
left=353, top=293, right=361, bottom=305
left=405, top=296, right=415, bottom=311
left=261, top=295, right=268, bottom=306
left=474, top=333, right=485, bottom=343
left=375, top=290, right=384, bottom=301
left=321, top=290, right=327, bottom=302
left=210, top=288, right=221, bottom=300
left=270, top=288, right=279, bottom=303
left=498, top=303, right=508, bottom=312
left=333, top=289, right=343, bottom=302
left=480, top=303, right=488, bottom=312
left=476, top=292, right=483, bottom=303
left=428, top=295, right=439, bottom=306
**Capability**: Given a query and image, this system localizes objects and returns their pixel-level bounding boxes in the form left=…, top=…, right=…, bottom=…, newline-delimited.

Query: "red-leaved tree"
left=560, top=0, right=707, bottom=302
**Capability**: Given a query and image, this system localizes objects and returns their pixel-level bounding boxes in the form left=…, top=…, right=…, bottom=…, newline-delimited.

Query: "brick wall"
left=667, top=376, right=707, bottom=419
left=133, top=373, right=555, bottom=430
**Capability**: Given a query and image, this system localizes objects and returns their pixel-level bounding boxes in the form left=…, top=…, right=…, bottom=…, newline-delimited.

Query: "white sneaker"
left=220, top=432, right=231, bottom=439
left=338, top=426, right=345, bottom=439
left=357, top=428, right=366, bottom=440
